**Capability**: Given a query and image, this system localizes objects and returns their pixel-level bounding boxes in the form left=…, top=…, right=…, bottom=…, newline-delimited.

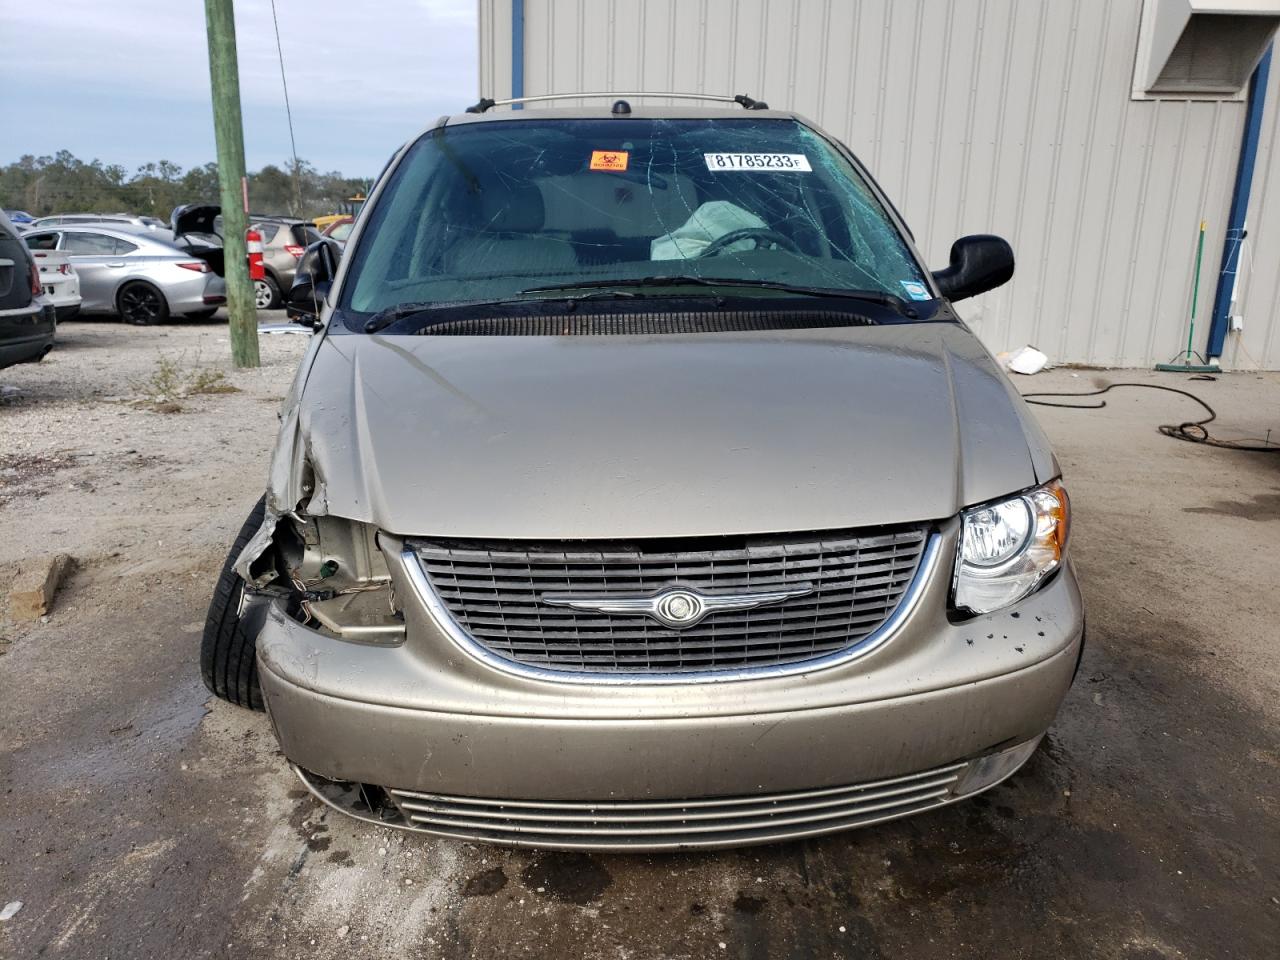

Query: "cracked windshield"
left=342, top=117, right=929, bottom=322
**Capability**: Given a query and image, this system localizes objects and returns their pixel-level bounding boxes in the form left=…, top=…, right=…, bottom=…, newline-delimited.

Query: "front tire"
left=201, top=496, right=268, bottom=710
left=117, top=282, right=169, bottom=325
left=254, top=275, right=280, bottom=310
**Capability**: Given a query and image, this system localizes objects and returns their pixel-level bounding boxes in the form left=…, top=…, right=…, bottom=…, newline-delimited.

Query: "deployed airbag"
left=650, top=201, right=766, bottom=260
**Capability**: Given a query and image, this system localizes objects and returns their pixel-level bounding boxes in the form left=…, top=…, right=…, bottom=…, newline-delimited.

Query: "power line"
left=269, top=0, right=302, bottom=215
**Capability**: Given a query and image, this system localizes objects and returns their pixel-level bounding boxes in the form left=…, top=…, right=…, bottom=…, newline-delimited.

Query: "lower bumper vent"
left=294, top=761, right=967, bottom=851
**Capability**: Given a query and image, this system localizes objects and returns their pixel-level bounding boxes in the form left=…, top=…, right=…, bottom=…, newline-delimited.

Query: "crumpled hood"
left=278, top=323, right=1055, bottom=539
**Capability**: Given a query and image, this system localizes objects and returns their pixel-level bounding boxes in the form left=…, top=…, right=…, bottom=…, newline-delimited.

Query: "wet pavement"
left=2, top=328, right=1278, bottom=959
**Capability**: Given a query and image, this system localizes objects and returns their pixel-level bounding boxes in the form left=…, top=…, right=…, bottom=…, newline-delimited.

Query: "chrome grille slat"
left=422, top=548, right=917, bottom=575
left=481, top=617, right=897, bottom=647
left=385, top=770, right=961, bottom=840
left=398, top=791, right=953, bottom=837
left=389, top=762, right=966, bottom=810
left=432, top=582, right=911, bottom=607
left=392, top=773, right=962, bottom=824
left=439, top=587, right=909, bottom=620
left=412, top=525, right=928, bottom=674
left=428, top=531, right=913, bottom=562
left=423, top=560, right=919, bottom=578
left=426, top=566, right=918, bottom=591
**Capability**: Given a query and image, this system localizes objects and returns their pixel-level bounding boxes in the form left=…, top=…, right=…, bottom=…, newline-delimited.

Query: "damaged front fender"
left=233, top=329, right=334, bottom=587
left=234, top=401, right=312, bottom=585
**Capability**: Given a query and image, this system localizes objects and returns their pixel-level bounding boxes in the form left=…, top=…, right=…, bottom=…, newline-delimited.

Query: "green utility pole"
left=204, top=0, right=259, bottom=368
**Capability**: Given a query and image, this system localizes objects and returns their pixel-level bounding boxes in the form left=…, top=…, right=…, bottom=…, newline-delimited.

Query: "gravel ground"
left=0, top=313, right=305, bottom=567
left=1, top=316, right=1278, bottom=959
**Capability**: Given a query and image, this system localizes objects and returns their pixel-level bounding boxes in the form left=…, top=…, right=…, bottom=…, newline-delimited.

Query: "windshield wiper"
left=363, top=278, right=920, bottom=333
left=519, top=276, right=920, bottom=314
left=362, top=290, right=641, bottom=333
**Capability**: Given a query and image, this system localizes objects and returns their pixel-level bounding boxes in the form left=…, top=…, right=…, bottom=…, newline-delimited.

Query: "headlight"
left=954, top=480, right=1069, bottom=615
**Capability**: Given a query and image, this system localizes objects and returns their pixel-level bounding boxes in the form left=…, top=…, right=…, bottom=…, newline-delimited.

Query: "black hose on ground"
left=1020, top=381, right=1280, bottom=453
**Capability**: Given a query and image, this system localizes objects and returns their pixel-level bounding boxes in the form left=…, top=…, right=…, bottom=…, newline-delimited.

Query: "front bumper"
left=291, top=734, right=1044, bottom=850
left=258, top=523, right=1084, bottom=849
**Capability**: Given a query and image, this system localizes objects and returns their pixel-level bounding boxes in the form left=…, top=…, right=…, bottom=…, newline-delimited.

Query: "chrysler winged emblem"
left=541, top=584, right=813, bottom=629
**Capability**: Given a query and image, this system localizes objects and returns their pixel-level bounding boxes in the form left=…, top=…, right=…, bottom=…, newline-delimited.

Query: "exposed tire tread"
left=200, top=495, right=268, bottom=710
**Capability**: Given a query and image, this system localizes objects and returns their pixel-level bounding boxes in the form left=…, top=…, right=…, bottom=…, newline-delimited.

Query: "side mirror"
left=286, top=238, right=342, bottom=329
left=931, top=235, right=1014, bottom=303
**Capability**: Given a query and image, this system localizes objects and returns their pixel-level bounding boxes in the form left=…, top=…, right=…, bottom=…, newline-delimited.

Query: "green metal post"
left=204, top=0, right=259, bottom=368
left=1185, top=220, right=1206, bottom=363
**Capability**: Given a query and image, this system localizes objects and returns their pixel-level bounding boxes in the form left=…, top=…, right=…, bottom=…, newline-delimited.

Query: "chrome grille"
left=412, top=525, right=929, bottom=674
left=383, top=762, right=965, bottom=849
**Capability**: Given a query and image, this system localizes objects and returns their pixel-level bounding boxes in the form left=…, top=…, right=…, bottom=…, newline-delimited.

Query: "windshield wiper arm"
left=364, top=301, right=437, bottom=333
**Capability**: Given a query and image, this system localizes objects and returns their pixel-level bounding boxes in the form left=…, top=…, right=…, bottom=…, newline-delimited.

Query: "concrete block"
left=10, top=554, right=74, bottom=621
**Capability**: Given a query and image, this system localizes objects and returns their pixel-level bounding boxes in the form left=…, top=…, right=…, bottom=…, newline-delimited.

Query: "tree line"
left=1, top=151, right=371, bottom=221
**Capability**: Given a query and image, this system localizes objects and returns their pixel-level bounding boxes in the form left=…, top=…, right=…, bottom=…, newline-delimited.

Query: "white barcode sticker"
left=704, top=153, right=812, bottom=172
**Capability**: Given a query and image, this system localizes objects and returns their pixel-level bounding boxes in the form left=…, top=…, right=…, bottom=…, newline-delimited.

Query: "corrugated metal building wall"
left=478, top=0, right=1280, bottom=369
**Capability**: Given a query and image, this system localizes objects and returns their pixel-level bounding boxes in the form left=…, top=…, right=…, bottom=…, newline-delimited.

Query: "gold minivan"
left=202, top=94, right=1082, bottom=850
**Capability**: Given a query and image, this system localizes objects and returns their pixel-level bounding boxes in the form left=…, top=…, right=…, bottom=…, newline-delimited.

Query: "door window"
left=63, top=233, right=120, bottom=255
left=24, top=232, right=60, bottom=251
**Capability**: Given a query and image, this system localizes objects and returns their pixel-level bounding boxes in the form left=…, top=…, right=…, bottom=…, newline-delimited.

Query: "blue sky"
left=0, top=0, right=478, bottom=178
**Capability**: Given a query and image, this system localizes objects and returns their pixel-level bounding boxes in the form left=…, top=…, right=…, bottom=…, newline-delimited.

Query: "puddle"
left=1184, top=491, right=1280, bottom=522
left=521, top=852, right=613, bottom=904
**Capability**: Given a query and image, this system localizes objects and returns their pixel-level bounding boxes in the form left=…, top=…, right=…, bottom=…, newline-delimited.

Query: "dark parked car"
left=0, top=211, right=56, bottom=369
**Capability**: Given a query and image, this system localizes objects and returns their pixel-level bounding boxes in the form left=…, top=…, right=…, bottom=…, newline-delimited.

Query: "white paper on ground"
left=1006, top=346, right=1049, bottom=375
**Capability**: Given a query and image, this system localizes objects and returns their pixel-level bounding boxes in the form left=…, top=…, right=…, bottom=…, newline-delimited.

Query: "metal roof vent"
left=1134, top=0, right=1280, bottom=99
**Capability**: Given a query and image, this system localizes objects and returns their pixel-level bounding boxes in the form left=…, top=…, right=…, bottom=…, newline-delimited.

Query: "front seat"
left=446, top=179, right=578, bottom=276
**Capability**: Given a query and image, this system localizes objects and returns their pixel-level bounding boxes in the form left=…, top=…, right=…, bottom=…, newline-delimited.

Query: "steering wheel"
left=695, top=227, right=802, bottom=258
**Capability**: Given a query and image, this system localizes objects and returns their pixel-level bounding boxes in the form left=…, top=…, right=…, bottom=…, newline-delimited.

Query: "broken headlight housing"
left=283, top=515, right=405, bottom=644
left=953, top=480, right=1070, bottom=615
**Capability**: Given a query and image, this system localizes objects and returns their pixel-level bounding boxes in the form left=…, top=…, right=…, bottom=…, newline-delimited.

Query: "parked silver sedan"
left=22, top=225, right=226, bottom=324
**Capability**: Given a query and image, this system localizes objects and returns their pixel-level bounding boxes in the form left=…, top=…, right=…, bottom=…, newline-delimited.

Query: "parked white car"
left=29, top=248, right=81, bottom=320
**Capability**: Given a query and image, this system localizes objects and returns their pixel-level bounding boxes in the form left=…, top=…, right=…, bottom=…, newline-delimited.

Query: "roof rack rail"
left=464, top=92, right=770, bottom=114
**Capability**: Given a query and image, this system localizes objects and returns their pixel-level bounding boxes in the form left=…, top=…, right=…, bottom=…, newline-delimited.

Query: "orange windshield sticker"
left=590, top=150, right=629, bottom=172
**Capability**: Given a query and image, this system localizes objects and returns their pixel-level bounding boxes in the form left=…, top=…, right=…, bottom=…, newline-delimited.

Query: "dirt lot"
left=2, top=317, right=1278, bottom=959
